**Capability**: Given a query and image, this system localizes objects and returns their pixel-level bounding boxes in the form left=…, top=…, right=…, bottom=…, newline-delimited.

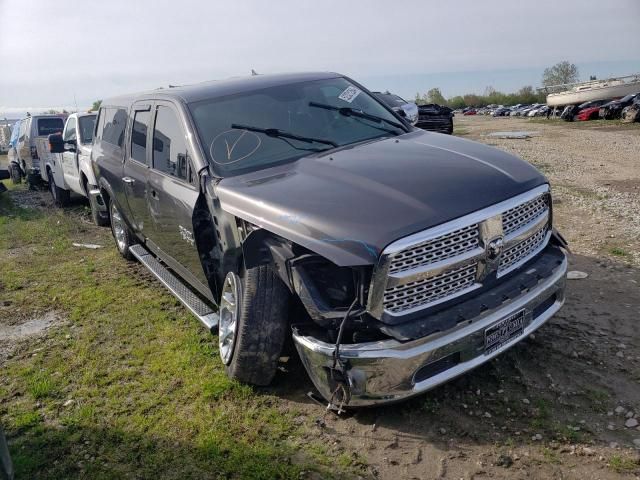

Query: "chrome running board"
left=129, top=244, right=219, bottom=332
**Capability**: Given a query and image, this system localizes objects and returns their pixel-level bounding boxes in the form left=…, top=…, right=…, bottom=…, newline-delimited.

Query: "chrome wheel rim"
left=219, top=272, right=241, bottom=365
left=110, top=203, right=127, bottom=252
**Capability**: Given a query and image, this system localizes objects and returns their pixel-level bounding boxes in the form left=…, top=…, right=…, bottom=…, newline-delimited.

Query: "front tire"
left=10, top=164, right=21, bottom=184
left=47, top=170, right=70, bottom=207
left=219, top=266, right=289, bottom=386
left=109, top=199, right=135, bottom=261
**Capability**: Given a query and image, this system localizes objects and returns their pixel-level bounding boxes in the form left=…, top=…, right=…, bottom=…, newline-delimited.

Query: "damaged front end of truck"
left=220, top=181, right=569, bottom=409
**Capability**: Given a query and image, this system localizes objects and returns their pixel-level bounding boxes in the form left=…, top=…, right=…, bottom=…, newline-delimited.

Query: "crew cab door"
left=146, top=102, right=208, bottom=289
left=123, top=103, right=153, bottom=236
left=61, top=117, right=82, bottom=193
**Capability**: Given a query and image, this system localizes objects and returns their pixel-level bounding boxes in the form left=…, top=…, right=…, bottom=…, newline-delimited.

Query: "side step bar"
left=129, top=244, right=219, bottom=332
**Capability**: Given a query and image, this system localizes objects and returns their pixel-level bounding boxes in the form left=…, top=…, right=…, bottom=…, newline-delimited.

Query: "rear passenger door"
left=123, top=103, right=153, bottom=236
left=146, top=102, right=207, bottom=287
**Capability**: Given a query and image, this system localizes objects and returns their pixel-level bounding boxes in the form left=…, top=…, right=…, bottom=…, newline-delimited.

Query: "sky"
left=1, top=0, right=639, bottom=117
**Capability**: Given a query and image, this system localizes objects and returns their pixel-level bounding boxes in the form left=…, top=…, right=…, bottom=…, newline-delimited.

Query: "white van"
left=13, top=114, right=66, bottom=188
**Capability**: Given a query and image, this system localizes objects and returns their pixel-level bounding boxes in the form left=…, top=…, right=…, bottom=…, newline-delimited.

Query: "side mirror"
left=395, top=108, right=407, bottom=118
left=65, top=138, right=77, bottom=152
left=48, top=133, right=65, bottom=153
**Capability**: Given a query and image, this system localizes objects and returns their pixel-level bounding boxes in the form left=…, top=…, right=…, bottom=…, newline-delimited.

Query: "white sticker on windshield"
left=338, top=86, right=361, bottom=103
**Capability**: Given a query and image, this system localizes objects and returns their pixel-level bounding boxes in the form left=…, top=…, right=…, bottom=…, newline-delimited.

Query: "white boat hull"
left=546, top=78, right=640, bottom=106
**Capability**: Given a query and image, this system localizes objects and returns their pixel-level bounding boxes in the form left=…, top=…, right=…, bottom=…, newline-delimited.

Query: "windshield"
left=189, top=77, right=406, bottom=176
left=78, top=115, right=96, bottom=144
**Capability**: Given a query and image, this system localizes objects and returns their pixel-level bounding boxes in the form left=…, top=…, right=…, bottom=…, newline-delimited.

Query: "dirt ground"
left=2, top=117, right=640, bottom=479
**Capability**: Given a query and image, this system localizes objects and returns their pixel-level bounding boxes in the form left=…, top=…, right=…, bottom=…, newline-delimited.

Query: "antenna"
left=73, top=92, right=79, bottom=113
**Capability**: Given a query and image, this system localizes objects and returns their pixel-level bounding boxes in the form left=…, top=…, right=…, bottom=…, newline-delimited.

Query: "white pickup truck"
left=45, top=112, right=109, bottom=225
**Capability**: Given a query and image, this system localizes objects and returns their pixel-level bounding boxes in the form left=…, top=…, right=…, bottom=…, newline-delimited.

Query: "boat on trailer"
left=541, top=73, right=640, bottom=107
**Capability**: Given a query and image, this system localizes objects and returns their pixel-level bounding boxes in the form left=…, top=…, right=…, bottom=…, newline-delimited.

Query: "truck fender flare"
left=242, top=229, right=294, bottom=290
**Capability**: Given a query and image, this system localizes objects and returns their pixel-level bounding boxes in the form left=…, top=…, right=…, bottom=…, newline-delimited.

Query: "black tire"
left=223, top=265, right=289, bottom=386
left=10, top=164, right=21, bottom=184
left=85, top=180, right=109, bottom=227
left=26, top=171, right=40, bottom=190
left=47, top=170, right=70, bottom=207
left=109, top=198, right=135, bottom=261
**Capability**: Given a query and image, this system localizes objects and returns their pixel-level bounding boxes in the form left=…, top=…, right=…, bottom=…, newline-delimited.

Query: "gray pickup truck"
left=93, top=72, right=568, bottom=408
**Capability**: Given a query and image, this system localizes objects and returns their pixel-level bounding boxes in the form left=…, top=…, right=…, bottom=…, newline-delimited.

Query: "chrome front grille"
left=499, top=224, right=548, bottom=274
left=384, top=263, right=478, bottom=313
left=369, top=185, right=552, bottom=319
left=389, top=224, right=479, bottom=274
left=502, top=194, right=548, bottom=236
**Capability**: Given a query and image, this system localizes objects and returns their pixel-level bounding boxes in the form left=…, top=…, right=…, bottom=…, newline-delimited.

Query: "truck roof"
left=101, top=72, right=341, bottom=108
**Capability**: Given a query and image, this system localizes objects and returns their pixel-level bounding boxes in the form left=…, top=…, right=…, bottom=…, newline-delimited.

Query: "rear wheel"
left=47, top=170, right=70, bottom=207
left=109, top=199, right=135, bottom=261
left=219, top=266, right=289, bottom=386
left=9, top=164, right=21, bottom=184
left=84, top=178, right=109, bottom=226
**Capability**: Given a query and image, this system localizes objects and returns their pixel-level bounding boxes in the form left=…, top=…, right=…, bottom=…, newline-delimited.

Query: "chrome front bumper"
left=293, top=255, right=567, bottom=407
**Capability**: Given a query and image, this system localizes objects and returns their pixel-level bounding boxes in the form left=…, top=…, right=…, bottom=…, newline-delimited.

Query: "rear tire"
left=109, top=198, right=135, bottom=261
left=219, top=266, right=289, bottom=386
left=47, top=170, right=70, bottom=207
left=10, top=164, right=21, bottom=184
left=85, top=179, right=109, bottom=227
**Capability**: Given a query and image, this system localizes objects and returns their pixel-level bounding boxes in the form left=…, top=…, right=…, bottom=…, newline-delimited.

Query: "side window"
left=152, top=106, right=188, bottom=180
left=102, top=108, right=127, bottom=150
left=94, top=108, right=104, bottom=140
left=63, top=117, right=77, bottom=142
left=131, top=110, right=150, bottom=164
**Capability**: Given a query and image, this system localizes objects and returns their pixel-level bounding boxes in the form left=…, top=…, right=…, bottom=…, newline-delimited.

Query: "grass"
left=609, top=454, right=639, bottom=473
left=0, top=182, right=356, bottom=479
left=609, top=247, right=630, bottom=257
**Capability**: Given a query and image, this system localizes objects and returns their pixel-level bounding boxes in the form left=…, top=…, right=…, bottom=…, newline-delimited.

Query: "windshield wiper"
left=231, top=124, right=338, bottom=148
left=308, top=102, right=407, bottom=131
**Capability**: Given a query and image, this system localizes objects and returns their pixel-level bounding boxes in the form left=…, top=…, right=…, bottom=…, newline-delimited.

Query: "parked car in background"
left=11, top=114, right=67, bottom=188
left=372, top=91, right=419, bottom=125
left=621, top=97, right=640, bottom=123
left=92, top=72, right=567, bottom=408
left=599, top=93, right=638, bottom=119
left=463, top=108, right=477, bottom=115
left=415, top=103, right=454, bottom=134
left=46, top=113, right=109, bottom=225
left=492, top=107, right=510, bottom=117
left=575, top=99, right=609, bottom=121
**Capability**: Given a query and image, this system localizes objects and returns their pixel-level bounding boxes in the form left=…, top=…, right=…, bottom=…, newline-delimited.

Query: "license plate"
left=484, top=309, right=527, bottom=354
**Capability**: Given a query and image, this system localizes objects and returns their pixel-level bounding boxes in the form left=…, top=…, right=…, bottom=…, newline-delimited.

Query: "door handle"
left=122, top=176, right=135, bottom=184
left=151, top=189, right=159, bottom=200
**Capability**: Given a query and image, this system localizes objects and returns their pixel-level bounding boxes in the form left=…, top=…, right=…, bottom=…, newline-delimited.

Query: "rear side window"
left=101, top=108, right=127, bottom=148
left=152, top=106, right=188, bottom=180
left=37, top=118, right=64, bottom=136
left=131, top=110, right=150, bottom=164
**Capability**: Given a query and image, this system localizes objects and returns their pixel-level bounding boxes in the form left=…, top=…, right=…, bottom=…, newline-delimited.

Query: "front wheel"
left=47, top=170, right=70, bottom=207
left=109, top=199, right=135, bottom=261
left=218, top=266, right=289, bottom=386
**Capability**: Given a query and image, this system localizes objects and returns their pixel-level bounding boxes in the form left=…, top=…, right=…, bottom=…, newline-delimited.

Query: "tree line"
left=414, top=61, right=580, bottom=108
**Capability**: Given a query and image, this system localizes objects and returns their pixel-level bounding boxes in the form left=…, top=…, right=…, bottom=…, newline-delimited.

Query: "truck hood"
left=216, top=130, right=546, bottom=266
